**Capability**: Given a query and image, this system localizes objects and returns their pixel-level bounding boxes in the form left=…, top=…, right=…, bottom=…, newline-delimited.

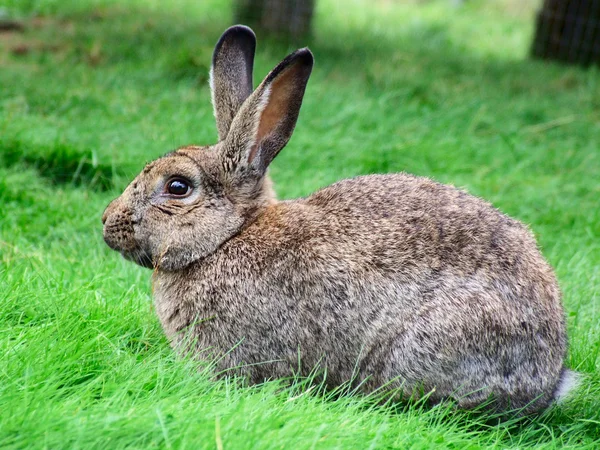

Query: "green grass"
left=1, top=0, right=599, bottom=447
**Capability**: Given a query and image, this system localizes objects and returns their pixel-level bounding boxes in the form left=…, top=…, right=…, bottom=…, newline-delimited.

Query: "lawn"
left=1, top=0, right=599, bottom=448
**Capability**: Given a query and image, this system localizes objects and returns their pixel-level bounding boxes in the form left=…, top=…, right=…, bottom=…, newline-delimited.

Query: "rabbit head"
left=102, top=26, right=313, bottom=271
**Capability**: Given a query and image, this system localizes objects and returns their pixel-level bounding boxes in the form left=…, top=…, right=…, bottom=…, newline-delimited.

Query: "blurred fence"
left=531, top=0, right=600, bottom=66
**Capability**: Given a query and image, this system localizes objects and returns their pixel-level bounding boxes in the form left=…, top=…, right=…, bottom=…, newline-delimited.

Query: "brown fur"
left=103, top=26, right=573, bottom=414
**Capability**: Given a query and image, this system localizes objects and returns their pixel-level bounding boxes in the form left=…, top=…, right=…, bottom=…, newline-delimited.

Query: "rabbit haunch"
left=102, top=25, right=576, bottom=414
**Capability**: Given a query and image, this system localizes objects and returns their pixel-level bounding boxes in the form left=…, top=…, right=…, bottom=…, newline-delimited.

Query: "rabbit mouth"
left=122, top=249, right=154, bottom=269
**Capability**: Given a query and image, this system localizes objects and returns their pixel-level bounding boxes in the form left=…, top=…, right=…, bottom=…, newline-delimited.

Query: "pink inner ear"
left=247, top=64, right=301, bottom=163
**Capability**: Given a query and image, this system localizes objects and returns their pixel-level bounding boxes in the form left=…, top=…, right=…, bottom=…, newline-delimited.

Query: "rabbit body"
left=153, top=173, right=566, bottom=412
left=103, top=26, right=573, bottom=413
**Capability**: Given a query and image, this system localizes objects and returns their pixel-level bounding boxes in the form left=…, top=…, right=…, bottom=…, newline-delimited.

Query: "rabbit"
left=102, top=25, right=578, bottom=414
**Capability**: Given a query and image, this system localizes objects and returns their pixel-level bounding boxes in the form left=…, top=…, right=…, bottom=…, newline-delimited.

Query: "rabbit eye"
left=165, top=178, right=191, bottom=197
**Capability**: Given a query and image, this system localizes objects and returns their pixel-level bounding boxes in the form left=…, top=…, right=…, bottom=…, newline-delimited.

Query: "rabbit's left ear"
left=210, top=25, right=256, bottom=141
left=221, top=47, right=313, bottom=177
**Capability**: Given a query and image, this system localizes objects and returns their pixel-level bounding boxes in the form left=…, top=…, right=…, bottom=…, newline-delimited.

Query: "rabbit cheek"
left=153, top=204, right=246, bottom=272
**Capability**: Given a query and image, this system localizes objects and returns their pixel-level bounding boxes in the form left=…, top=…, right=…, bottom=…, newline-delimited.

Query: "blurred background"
left=0, top=0, right=598, bottom=193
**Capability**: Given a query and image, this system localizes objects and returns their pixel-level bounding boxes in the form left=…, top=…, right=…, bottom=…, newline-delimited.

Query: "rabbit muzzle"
left=102, top=199, right=154, bottom=269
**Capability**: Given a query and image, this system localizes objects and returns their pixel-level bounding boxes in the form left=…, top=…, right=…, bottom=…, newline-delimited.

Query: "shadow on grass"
left=0, top=138, right=115, bottom=191
left=311, top=372, right=600, bottom=446
left=253, top=367, right=600, bottom=447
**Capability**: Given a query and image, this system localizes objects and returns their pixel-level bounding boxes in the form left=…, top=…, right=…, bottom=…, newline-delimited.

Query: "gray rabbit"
left=102, top=25, right=578, bottom=413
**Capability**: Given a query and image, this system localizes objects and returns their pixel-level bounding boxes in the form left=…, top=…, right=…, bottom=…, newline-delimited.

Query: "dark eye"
left=165, top=178, right=191, bottom=197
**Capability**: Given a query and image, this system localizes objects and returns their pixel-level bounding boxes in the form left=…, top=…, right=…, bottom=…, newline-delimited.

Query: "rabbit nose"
left=102, top=198, right=120, bottom=224
left=101, top=206, right=111, bottom=225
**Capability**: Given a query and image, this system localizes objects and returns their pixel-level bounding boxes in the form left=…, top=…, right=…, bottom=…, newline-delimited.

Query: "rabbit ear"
left=221, top=47, right=313, bottom=177
left=210, top=25, right=256, bottom=141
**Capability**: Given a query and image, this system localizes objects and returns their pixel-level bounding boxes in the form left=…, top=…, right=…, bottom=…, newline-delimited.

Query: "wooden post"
left=234, top=0, right=315, bottom=42
left=531, top=0, right=600, bottom=66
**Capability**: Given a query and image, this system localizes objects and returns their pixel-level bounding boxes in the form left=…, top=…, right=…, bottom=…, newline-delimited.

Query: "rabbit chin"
left=121, top=248, right=154, bottom=269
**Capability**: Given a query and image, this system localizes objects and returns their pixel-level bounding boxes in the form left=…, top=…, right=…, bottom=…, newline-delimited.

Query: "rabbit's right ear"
left=219, top=48, right=313, bottom=181
left=210, top=25, right=256, bottom=141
